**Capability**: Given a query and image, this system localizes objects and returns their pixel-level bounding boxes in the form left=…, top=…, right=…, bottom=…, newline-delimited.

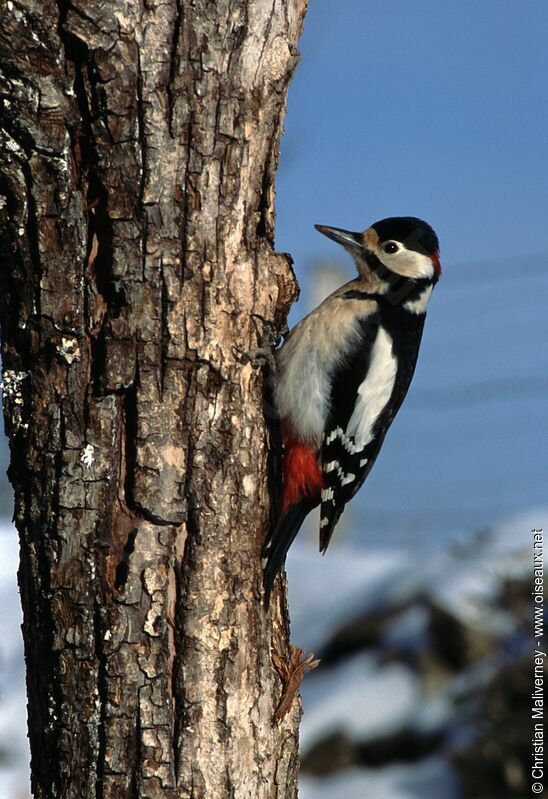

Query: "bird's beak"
left=314, top=224, right=366, bottom=251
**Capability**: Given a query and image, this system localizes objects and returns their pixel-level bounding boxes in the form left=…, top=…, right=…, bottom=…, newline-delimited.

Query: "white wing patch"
left=321, top=487, right=335, bottom=502
left=346, top=327, right=397, bottom=447
left=337, top=467, right=356, bottom=486
left=326, top=426, right=363, bottom=454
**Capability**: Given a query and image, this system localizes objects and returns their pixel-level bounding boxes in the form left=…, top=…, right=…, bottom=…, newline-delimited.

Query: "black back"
left=319, top=294, right=427, bottom=550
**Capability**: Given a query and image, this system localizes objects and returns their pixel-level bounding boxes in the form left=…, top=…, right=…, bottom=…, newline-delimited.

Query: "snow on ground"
left=286, top=540, right=409, bottom=652
left=0, top=523, right=29, bottom=799
left=287, top=508, right=543, bottom=796
left=300, top=759, right=461, bottom=799
left=299, top=654, right=419, bottom=750
left=0, top=507, right=542, bottom=798
left=287, top=506, right=545, bottom=648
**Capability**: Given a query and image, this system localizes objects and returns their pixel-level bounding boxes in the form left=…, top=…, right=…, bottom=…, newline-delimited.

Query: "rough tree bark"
left=0, top=0, right=308, bottom=796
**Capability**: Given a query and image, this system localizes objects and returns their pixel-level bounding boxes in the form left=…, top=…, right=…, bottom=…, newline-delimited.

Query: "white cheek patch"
left=378, top=249, right=434, bottom=279
left=404, top=285, right=433, bottom=314
left=346, top=327, right=397, bottom=447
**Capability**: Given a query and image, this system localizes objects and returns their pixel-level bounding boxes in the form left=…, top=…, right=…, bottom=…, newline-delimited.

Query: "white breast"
left=274, top=294, right=377, bottom=445
left=345, top=327, right=397, bottom=446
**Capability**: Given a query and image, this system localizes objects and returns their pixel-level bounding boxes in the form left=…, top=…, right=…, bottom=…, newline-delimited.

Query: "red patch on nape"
left=282, top=436, right=323, bottom=512
left=431, top=250, right=442, bottom=280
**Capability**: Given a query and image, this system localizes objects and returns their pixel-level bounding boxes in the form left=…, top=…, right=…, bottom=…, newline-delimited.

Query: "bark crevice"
left=93, top=597, right=109, bottom=799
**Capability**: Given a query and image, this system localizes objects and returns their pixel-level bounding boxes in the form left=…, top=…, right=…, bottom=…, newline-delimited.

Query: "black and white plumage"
left=263, top=216, right=441, bottom=601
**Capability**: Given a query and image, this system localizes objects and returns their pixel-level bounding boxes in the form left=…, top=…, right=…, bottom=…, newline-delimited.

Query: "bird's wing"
left=319, top=316, right=397, bottom=552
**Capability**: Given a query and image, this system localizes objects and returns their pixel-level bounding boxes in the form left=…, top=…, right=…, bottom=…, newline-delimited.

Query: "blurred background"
left=1, top=1, right=547, bottom=796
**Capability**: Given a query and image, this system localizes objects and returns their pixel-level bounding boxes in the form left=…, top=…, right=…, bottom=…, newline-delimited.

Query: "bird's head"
left=315, top=216, right=441, bottom=284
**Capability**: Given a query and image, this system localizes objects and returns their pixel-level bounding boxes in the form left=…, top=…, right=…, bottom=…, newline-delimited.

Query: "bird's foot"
left=247, top=346, right=277, bottom=374
left=232, top=345, right=277, bottom=375
left=243, top=317, right=288, bottom=375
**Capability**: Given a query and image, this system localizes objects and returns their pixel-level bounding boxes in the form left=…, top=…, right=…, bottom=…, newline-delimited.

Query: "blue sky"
left=276, top=0, right=548, bottom=547
left=276, top=0, right=548, bottom=269
left=1, top=2, right=547, bottom=539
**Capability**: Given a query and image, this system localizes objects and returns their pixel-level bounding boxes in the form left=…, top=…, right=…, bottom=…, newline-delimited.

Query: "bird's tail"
left=262, top=499, right=315, bottom=606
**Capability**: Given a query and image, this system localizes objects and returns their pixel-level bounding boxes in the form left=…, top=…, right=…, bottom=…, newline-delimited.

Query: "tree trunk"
left=0, top=1, right=307, bottom=796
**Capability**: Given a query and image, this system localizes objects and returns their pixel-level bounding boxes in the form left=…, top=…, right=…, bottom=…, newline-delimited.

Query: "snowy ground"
left=0, top=524, right=29, bottom=799
left=288, top=507, right=543, bottom=797
left=287, top=508, right=542, bottom=653
left=300, top=759, right=461, bottom=799
left=0, top=507, right=542, bottom=798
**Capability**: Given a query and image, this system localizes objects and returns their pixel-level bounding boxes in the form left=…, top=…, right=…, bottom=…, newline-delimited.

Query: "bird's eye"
left=382, top=242, right=399, bottom=254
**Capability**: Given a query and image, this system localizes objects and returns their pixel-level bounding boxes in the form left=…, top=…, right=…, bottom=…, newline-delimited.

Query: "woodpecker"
left=263, top=216, right=441, bottom=601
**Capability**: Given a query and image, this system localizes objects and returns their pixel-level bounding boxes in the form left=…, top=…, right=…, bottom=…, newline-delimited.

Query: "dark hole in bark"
left=115, top=527, right=138, bottom=590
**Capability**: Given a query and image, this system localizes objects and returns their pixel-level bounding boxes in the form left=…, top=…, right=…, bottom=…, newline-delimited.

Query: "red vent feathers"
left=282, top=439, right=323, bottom=511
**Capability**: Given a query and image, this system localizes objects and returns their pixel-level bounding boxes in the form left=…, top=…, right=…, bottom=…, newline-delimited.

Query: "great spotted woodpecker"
left=263, top=216, right=441, bottom=601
